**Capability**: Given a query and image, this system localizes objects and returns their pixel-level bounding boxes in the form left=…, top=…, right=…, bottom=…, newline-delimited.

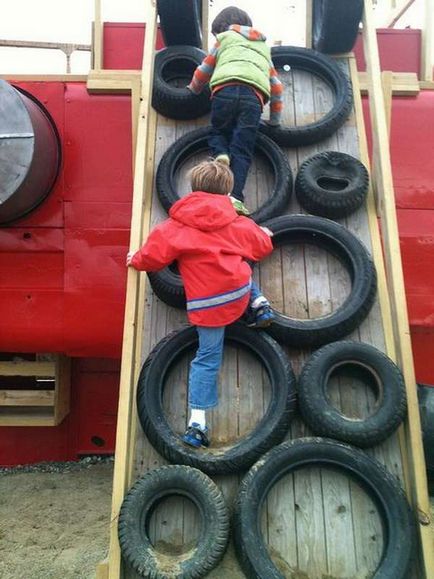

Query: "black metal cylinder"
left=0, top=80, right=61, bottom=225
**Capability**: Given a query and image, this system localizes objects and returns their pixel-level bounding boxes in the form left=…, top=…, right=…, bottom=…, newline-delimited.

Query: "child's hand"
left=260, top=226, right=273, bottom=237
left=126, top=251, right=135, bottom=267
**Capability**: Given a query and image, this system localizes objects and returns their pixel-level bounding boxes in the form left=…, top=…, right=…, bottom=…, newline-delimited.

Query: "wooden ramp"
left=97, top=1, right=434, bottom=578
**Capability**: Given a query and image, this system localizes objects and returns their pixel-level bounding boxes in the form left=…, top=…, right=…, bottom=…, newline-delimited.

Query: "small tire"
left=156, top=126, right=293, bottom=223
left=157, top=0, right=203, bottom=48
left=295, top=151, right=369, bottom=219
left=152, top=46, right=211, bottom=120
left=118, top=465, right=229, bottom=578
left=313, top=0, right=364, bottom=54
left=298, top=341, right=407, bottom=447
left=136, top=323, right=296, bottom=475
left=233, top=438, right=416, bottom=579
left=263, top=215, right=377, bottom=347
left=259, top=46, right=353, bottom=147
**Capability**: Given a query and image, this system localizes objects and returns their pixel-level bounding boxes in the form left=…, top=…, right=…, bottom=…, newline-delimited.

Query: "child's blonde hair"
left=190, top=160, right=234, bottom=195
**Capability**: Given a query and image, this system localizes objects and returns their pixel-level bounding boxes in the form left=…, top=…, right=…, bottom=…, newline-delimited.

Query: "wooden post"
left=106, top=1, right=158, bottom=578
left=201, top=0, right=209, bottom=52
left=362, top=1, right=434, bottom=575
left=305, top=0, right=313, bottom=48
left=421, top=0, right=434, bottom=81
left=93, top=0, right=103, bottom=70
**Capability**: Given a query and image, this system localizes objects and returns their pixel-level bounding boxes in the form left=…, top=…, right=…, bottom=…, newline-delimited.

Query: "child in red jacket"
left=127, top=160, right=274, bottom=448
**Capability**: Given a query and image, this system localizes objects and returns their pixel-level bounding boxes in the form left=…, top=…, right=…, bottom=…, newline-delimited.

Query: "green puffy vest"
left=210, top=30, right=272, bottom=99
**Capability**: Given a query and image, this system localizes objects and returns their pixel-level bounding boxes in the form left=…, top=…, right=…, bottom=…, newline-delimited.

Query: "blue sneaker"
left=182, top=423, right=210, bottom=448
left=246, top=304, right=275, bottom=328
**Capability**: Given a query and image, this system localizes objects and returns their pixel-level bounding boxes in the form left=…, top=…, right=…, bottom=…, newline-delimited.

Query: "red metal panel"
left=412, top=332, right=434, bottom=384
left=354, top=29, right=421, bottom=74
left=103, top=22, right=165, bottom=70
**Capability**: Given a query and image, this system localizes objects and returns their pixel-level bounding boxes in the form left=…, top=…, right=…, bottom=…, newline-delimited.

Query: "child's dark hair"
left=211, top=6, right=252, bottom=35
left=190, top=160, right=234, bottom=195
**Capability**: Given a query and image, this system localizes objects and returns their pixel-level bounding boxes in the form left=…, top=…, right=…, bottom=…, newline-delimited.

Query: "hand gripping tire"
left=155, top=126, right=293, bottom=222
left=136, top=323, right=296, bottom=475
left=259, top=46, right=353, bottom=148
left=298, top=341, right=407, bottom=447
left=295, top=151, right=369, bottom=219
left=118, top=465, right=229, bottom=578
left=157, top=0, right=203, bottom=48
left=262, top=215, right=377, bottom=347
left=313, top=0, right=364, bottom=54
left=233, top=438, right=416, bottom=579
left=152, top=46, right=211, bottom=120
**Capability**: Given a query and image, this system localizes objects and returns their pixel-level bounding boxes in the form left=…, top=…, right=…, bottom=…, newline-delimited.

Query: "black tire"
left=298, top=341, right=407, bottom=447
left=295, top=151, right=369, bottom=219
left=259, top=46, right=353, bottom=147
left=118, top=465, right=229, bottom=578
left=136, top=323, right=296, bottom=475
left=152, top=46, right=211, bottom=120
left=418, top=384, right=434, bottom=480
left=156, top=125, right=293, bottom=222
left=262, top=215, right=377, bottom=347
left=233, top=438, right=416, bottom=579
left=313, top=0, right=364, bottom=54
left=157, top=0, right=202, bottom=48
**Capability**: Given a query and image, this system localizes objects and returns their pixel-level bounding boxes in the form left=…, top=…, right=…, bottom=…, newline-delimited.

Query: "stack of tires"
left=118, top=3, right=418, bottom=578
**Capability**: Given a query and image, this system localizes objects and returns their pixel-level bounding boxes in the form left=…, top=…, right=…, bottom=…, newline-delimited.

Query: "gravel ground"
left=0, top=456, right=114, bottom=579
left=0, top=456, right=432, bottom=579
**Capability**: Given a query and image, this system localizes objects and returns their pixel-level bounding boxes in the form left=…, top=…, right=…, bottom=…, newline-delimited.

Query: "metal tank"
left=0, top=80, right=61, bottom=225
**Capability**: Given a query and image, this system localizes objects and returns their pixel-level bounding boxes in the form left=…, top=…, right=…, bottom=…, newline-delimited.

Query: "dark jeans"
left=209, top=85, right=262, bottom=201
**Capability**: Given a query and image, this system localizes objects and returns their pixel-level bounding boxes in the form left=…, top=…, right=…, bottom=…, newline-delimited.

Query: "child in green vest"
left=187, top=6, right=283, bottom=214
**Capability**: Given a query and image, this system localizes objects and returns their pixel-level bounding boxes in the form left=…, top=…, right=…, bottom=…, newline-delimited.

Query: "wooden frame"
left=0, top=354, right=71, bottom=426
left=362, top=1, right=434, bottom=574
left=421, top=0, right=434, bottom=81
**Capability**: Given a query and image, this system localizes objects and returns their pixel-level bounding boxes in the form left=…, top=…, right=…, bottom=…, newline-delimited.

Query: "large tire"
left=156, top=126, right=293, bottom=223
left=418, top=384, right=434, bottom=480
left=157, top=0, right=202, bottom=48
left=298, top=341, right=407, bottom=447
left=295, top=151, right=369, bottom=219
left=152, top=46, right=211, bottom=120
left=233, top=438, right=416, bottom=579
left=263, top=215, right=377, bottom=347
left=259, top=46, right=353, bottom=147
left=313, top=0, right=364, bottom=54
left=136, top=323, right=296, bottom=475
left=118, top=465, right=229, bottom=578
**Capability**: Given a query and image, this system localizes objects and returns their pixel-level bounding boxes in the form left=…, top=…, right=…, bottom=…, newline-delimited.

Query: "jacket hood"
left=169, top=191, right=238, bottom=231
left=228, top=24, right=267, bottom=42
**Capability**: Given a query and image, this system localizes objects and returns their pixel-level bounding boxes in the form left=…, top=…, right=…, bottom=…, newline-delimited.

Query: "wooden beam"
left=385, top=0, right=416, bottom=28
left=362, top=1, right=434, bottom=573
left=201, top=0, right=209, bottom=52
left=86, top=70, right=141, bottom=94
left=358, top=71, right=420, bottom=95
left=53, top=355, right=71, bottom=425
left=0, top=411, right=55, bottom=427
left=382, top=70, right=393, bottom=137
left=107, top=1, right=158, bottom=578
left=93, top=0, right=103, bottom=70
left=421, top=0, right=434, bottom=81
left=96, top=559, right=109, bottom=579
left=0, top=74, right=87, bottom=82
left=0, top=361, right=55, bottom=377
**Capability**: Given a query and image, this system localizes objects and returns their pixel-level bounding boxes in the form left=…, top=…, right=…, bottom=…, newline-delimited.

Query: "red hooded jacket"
left=130, top=191, right=273, bottom=326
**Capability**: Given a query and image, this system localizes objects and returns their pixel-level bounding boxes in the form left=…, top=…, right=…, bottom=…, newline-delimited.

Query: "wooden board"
left=120, top=55, right=426, bottom=578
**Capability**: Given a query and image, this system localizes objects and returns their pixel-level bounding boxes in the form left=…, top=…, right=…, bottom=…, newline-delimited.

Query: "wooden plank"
left=96, top=559, right=109, bottom=579
left=305, top=0, right=313, bottom=49
left=0, top=390, right=55, bottom=406
left=0, top=361, right=55, bottom=377
left=0, top=74, right=87, bottom=82
left=358, top=71, right=420, bottom=95
left=0, top=408, right=54, bottom=427
left=107, top=2, right=158, bottom=578
left=421, top=0, right=434, bottom=81
left=201, top=0, right=209, bottom=52
left=362, top=1, right=434, bottom=573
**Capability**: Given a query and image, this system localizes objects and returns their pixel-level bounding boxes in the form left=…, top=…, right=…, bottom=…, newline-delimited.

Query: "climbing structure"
left=94, top=1, right=434, bottom=578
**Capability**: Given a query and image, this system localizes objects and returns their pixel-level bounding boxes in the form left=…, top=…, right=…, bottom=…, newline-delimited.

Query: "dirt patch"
left=0, top=458, right=113, bottom=579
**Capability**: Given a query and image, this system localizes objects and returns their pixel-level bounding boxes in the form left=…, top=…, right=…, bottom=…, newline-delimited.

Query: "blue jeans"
left=188, top=281, right=264, bottom=409
left=209, top=85, right=262, bottom=202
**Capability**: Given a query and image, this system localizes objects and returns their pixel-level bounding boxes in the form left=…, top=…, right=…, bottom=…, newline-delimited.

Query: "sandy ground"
left=0, top=457, right=432, bottom=579
left=0, top=458, right=113, bottom=579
